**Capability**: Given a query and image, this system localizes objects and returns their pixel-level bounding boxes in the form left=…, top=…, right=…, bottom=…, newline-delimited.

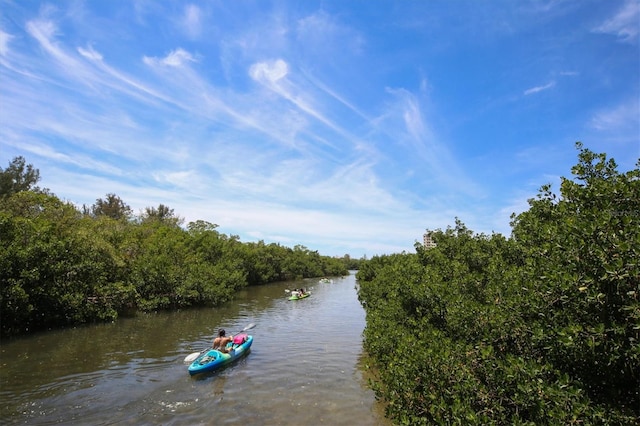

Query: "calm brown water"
left=0, top=273, right=390, bottom=425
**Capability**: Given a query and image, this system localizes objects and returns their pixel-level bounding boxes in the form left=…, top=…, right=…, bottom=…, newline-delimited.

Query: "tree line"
left=0, top=157, right=350, bottom=338
left=356, top=143, right=639, bottom=424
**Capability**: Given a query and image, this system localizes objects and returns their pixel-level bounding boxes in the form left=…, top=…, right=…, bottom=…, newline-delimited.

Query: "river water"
left=0, top=273, right=390, bottom=425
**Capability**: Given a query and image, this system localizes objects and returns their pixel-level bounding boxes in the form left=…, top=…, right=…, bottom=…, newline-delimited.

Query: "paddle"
left=184, top=323, right=256, bottom=363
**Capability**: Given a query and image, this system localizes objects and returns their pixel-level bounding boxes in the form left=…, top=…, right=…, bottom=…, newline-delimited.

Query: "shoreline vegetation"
left=3, top=142, right=638, bottom=424
left=0, top=156, right=361, bottom=338
left=356, top=143, right=639, bottom=424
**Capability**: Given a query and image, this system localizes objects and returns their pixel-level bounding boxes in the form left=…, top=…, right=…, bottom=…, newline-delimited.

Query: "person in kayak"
left=213, top=329, right=233, bottom=353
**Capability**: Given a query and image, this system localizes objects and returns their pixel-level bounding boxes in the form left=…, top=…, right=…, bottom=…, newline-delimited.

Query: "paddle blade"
left=284, top=289, right=290, bottom=293
left=242, top=323, right=256, bottom=332
left=184, top=351, right=201, bottom=363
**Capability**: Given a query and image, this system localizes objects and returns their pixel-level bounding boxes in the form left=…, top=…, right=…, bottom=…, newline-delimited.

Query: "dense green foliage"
left=357, top=144, right=639, bottom=424
left=0, top=156, right=43, bottom=198
left=0, top=157, right=348, bottom=338
left=340, top=254, right=366, bottom=270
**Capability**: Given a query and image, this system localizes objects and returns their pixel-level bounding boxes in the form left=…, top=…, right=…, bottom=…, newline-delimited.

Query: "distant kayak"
left=188, top=334, right=253, bottom=375
left=288, top=292, right=311, bottom=301
left=319, top=278, right=333, bottom=284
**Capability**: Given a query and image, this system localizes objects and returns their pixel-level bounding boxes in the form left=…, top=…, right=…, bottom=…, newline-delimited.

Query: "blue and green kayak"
left=188, top=334, right=253, bottom=375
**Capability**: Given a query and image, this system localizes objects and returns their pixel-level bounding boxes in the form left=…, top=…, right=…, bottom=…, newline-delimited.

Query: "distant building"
left=423, top=232, right=436, bottom=249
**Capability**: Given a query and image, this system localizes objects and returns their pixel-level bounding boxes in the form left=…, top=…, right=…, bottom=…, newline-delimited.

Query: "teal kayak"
left=188, top=334, right=253, bottom=375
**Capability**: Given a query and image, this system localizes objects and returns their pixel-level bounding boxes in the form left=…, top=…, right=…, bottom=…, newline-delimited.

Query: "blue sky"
left=1, top=1, right=638, bottom=258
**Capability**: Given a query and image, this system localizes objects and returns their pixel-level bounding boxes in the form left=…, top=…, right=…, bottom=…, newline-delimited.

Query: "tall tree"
left=90, top=193, right=132, bottom=220
left=0, top=156, right=41, bottom=198
left=140, top=204, right=183, bottom=226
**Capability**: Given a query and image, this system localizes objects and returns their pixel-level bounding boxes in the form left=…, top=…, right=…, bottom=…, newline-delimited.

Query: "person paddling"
left=212, top=329, right=233, bottom=353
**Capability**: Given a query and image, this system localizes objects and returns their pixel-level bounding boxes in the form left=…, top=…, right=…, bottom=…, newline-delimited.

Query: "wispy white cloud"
left=305, top=74, right=371, bottom=121
left=26, top=18, right=77, bottom=71
left=3, top=137, right=125, bottom=178
left=249, top=58, right=289, bottom=83
left=379, top=87, right=482, bottom=198
left=590, top=98, right=640, bottom=133
left=23, top=17, right=158, bottom=105
left=180, top=4, right=203, bottom=40
left=296, top=10, right=365, bottom=55
left=0, top=30, right=13, bottom=56
left=593, top=0, right=640, bottom=43
left=152, top=169, right=200, bottom=189
left=524, top=81, right=556, bottom=95
left=77, top=45, right=103, bottom=61
left=144, top=48, right=197, bottom=67
left=248, top=58, right=360, bottom=150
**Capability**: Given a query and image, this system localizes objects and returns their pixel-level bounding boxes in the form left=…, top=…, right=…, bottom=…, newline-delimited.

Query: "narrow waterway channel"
left=0, top=272, right=390, bottom=425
